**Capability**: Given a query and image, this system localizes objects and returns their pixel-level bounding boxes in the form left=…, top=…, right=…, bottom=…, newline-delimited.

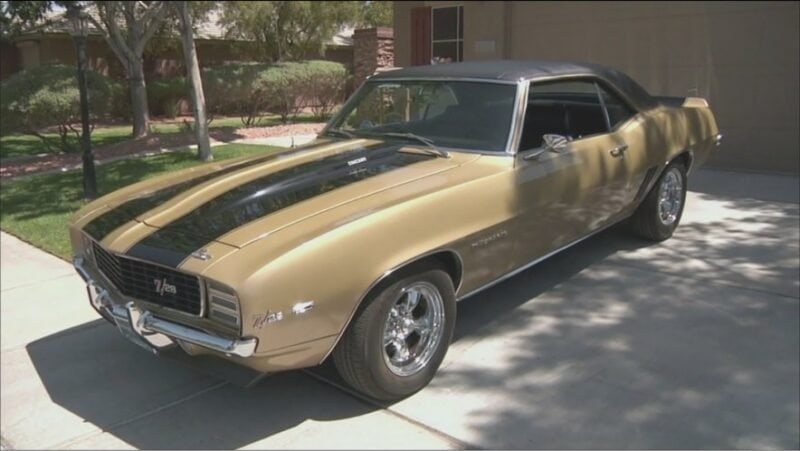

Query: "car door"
left=511, top=79, right=633, bottom=266
left=595, top=82, right=655, bottom=214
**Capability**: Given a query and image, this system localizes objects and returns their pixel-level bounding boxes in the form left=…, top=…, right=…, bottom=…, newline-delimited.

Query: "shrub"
left=200, top=61, right=349, bottom=126
left=0, top=64, right=116, bottom=153
left=258, top=62, right=306, bottom=124
left=147, top=77, right=187, bottom=119
left=294, top=60, right=349, bottom=120
left=110, top=82, right=132, bottom=122
left=202, top=63, right=271, bottom=127
left=258, top=61, right=349, bottom=123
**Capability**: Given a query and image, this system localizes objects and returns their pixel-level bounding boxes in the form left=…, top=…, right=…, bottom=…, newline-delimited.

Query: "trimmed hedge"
left=0, top=64, right=117, bottom=153
left=202, top=63, right=271, bottom=126
left=147, top=77, right=188, bottom=118
left=293, top=60, right=349, bottom=120
left=202, top=60, right=349, bottom=126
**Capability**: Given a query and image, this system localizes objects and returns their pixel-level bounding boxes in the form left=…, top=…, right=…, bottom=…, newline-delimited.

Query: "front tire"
left=333, top=268, right=456, bottom=401
left=630, top=161, right=687, bottom=241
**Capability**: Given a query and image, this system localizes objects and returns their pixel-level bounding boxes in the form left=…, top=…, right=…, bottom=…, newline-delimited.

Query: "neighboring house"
left=0, top=10, right=356, bottom=81
left=394, top=1, right=799, bottom=175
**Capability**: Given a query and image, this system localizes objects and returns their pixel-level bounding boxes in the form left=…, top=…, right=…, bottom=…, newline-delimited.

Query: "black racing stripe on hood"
left=82, top=140, right=337, bottom=241
left=126, top=145, right=431, bottom=268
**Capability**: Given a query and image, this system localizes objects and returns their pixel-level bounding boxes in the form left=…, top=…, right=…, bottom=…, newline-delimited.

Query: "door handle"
left=609, top=144, right=629, bottom=158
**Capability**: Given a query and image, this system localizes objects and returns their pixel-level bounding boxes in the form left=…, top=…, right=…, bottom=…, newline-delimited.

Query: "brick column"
left=353, top=27, right=394, bottom=89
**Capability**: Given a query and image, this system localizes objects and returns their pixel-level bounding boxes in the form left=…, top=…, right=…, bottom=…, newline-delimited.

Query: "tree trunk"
left=129, top=59, right=150, bottom=139
left=178, top=1, right=212, bottom=161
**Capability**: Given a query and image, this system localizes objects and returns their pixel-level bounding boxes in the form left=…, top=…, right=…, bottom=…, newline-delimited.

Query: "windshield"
left=326, top=80, right=517, bottom=153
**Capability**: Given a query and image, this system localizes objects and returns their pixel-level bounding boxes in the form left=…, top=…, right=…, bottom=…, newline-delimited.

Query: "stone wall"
left=353, top=27, right=394, bottom=89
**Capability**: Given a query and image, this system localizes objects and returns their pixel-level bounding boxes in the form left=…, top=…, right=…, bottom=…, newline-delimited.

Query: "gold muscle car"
left=70, top=60, right=721, bottom=400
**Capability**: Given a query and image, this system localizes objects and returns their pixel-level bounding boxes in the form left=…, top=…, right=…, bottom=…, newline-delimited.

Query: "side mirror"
left=522, top=134, right=571, bottom=160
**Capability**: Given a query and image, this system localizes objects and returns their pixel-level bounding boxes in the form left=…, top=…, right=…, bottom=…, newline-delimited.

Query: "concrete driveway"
left=1, top=169, right=798, bottom=449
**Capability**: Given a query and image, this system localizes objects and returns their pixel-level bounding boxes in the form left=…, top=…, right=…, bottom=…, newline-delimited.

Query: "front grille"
left=92, top=241, right=203, bottom=315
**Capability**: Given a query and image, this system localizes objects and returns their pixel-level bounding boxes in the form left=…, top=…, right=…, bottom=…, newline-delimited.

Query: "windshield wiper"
left=323, top=128, right=356, bottom=139
left=378, top=132, right=450, bottom=159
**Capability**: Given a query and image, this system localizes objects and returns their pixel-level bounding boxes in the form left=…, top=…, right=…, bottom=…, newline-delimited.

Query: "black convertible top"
left=371, top=60, right=658, bottom=111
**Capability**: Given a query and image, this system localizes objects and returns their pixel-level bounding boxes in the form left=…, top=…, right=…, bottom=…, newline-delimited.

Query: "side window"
left=597, top=85, right=636, bottom=128
left=519, top=80, right=608, bottom=150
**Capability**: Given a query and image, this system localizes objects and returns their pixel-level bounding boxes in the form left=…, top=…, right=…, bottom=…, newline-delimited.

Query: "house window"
left=431, top=5, right=463, bottom=64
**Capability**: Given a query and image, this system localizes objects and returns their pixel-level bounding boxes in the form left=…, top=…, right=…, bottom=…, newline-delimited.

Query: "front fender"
left=232, top=196, right=472, bottom=359
left=198, top=155, right=514, bottom=369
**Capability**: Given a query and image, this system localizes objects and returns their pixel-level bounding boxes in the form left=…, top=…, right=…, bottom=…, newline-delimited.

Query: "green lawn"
left=0, top=114, right=318, bottom=160
left=0, top=126, right=135, bottom=160
left=0, top=143, right=280, bottom=260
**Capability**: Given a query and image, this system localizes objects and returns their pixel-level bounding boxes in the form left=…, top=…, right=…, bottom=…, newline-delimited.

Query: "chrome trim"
left=382, top=281, right=445, bottom=376
left=143, top=314, right=257, bottom=358
left=292, top=301, right=316, bottom=315
left=457, top=221, right=619, bottom=301
left=322, top=78, right=522, bottom=157
left=524, top=73, right=644, bottom=113
left=714, top=133, right=723, bottom=147
left=85, top=233, right=207, bottom=319
left=367, top=76, right=520, bottom=85
left=75, top=256, right=92, bottom=282
left=595, top=81, right=612, bottom=130
left=208, top=284, right=242, bottom=330
left=372, top=247, right=466, bottom=294
left=506, top=79, right=530, bottom=155
left=657, top=167, right=683, bottom=226
left=190, top=248, right=212, bottom=261
left=74, top=257, right=257, bottom=358
left=363, top=73, right=643, bottom=112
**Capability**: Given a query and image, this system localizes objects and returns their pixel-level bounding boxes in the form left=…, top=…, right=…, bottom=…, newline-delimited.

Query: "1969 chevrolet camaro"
left=71, top=60, right=721, bottom=400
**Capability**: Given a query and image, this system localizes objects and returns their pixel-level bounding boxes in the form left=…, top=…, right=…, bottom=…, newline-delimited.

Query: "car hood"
left=79, top=138, right=474, bottom=267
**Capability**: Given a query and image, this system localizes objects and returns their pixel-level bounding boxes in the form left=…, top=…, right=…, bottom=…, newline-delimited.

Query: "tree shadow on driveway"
left=23, top=197, right=799, bottom=449
left=380, top=197, right=799, bottom=449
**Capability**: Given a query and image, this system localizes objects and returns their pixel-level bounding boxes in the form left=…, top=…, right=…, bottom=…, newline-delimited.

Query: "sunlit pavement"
left=1, top=168, right=798, bottom=449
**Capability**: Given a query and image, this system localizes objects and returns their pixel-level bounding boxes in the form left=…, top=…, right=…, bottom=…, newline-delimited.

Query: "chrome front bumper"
left=74, top=257, right=257, bottom=358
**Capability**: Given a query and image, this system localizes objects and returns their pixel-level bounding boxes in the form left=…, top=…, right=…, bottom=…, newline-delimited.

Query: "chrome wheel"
left=657, top=168, right=683, bottom=225
left=382, top=281, right=445, bottom=376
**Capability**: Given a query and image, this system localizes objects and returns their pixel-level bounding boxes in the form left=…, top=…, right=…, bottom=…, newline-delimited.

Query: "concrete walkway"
left=1, top=169, right=798, bottom=449
left=230, top=133, right=318, bottom=148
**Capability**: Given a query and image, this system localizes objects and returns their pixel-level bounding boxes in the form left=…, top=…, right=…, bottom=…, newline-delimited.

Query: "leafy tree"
left=175, top=0, right=212, bottom=161
left=220, top=1, right=360, bottom=62
left=85, top=1, right=169, bottom=139
left=141, top=0, right=216, bottom=73
left=0, top=1, right=52, bottom=42
left=360, top=1, right=392, bottom=28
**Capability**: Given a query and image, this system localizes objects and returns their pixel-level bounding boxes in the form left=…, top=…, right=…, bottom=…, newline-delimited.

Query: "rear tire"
left=630, top=161, right=687, bottom=241
left=333, top=268, right=456, bottom=401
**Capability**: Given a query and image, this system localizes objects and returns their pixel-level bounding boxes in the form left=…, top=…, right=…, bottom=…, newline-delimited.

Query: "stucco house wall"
left=394, top=1, right=800, bottom=175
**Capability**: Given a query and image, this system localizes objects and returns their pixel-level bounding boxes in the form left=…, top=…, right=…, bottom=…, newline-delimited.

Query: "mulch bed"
left=0, top=122, right=325, bottom=179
